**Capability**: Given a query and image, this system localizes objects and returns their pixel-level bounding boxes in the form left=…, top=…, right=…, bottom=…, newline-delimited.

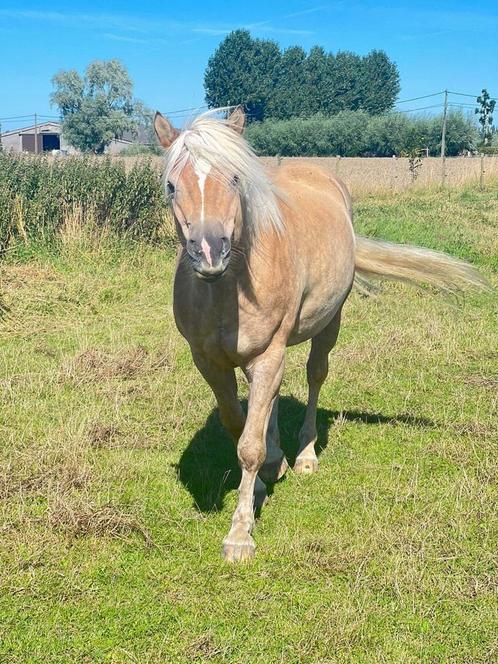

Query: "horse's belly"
left=287, top=291, right=346, bottom=345
left=288, top=261, right=354, bottom=345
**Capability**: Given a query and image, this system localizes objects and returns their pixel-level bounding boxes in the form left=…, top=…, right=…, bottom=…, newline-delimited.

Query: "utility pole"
left=440, top=89, right=448, bottom=185
left=34, top=112, right=39, bottom=154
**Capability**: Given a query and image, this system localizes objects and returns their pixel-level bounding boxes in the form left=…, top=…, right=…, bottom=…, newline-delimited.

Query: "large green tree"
left=204, top=31, right=400, bottom=121
left=204, top=30, right=280, bottom=121
left=325, top=51, right=363, bottom=113
left=267, top=46, right=309, bottom=119
left=51, top=60, right=148, bottom=153
left=359, top=50, right=400, bottom=114
left=304, top=46, right=329, bottom=116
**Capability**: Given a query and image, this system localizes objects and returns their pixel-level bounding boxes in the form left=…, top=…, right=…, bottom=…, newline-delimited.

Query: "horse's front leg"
left=192, top=351, right=267, bottom=511
left=192, top=352, right=245, bottom=442
left=223, top=345, right=285, bottom=562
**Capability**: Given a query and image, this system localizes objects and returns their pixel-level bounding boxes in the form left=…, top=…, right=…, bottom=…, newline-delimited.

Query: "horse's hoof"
left=259, top=453, right=289, bottom=484
left=294, top=456, right=318, bottom=474
left=222, top=534, right=256, bottom=563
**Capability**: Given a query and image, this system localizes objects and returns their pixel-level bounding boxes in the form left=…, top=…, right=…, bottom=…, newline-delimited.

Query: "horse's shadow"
left=174, top=395, right=436, bottom=513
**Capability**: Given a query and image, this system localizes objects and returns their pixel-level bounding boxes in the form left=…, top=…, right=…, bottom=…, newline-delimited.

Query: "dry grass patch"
left=87, top=422, right=121, bottom=448
left=184, top=633, right=225, bottom=661
left=61, top=345, right=171, bottom=384
left=46, top=497, right=152, bottom=544
left=465, top=374, right=498, bottom=390
left=0, top=452, right=91, bottom=501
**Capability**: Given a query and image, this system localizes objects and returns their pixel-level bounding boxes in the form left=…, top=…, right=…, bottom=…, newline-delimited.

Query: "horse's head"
left=154, top=107, right=246, bottom=282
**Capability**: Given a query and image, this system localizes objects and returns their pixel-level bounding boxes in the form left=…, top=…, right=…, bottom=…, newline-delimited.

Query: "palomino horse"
left=154, top=107, right=486, bottom=562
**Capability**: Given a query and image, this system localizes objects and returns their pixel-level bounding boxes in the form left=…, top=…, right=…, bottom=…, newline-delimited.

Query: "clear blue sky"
left=1, top=1, right=497, bottom=128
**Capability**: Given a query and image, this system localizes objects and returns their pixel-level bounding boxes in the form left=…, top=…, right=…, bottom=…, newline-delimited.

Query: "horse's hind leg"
left=295, top=309, right=342, bottom=474
left=258, top=396, right=289, bottom=484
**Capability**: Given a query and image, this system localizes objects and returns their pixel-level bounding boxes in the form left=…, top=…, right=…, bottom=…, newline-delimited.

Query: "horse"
left=153, top=107, right=487, bottom=562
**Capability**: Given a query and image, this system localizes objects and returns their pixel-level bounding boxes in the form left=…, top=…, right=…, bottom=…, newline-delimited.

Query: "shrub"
left=245, top=110, right=478, bottom=157
left=0, top=153, right=171, bottom=253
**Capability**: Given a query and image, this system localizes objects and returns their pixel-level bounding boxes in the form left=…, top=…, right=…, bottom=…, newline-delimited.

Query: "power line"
left=396, top=89, right=496, bottom=109
left=0, top=114, right=38, bottom=121
left=396, top=91, right=444, bottom=104
left=448, top=91, right=478, bottom=98
left=160, top=104, right=209, bottom=117
left=396, top=103, right=443, bottom=113
left=448, top=90, right=497, bottom=100
left=448, top=102, right=476, bottom=108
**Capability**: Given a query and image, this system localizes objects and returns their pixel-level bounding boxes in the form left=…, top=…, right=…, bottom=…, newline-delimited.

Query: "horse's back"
left=272, top=161, right=351, bottom=215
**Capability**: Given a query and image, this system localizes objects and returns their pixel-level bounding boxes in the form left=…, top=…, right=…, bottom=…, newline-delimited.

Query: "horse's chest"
left=173, top=287, right=277, bottom=366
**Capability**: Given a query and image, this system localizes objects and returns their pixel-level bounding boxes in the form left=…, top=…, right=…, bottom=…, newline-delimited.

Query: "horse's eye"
left=166, top=181, right=175, bottom=196
left=231, top=174, right=239, bottom=188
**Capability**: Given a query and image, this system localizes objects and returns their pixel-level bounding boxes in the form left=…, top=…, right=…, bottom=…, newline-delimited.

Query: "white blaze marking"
left=200, top=237, right=212, bottom=266
left=194, top=158, right=212, bottom=265
left=194, top=158, right=211, bottom=223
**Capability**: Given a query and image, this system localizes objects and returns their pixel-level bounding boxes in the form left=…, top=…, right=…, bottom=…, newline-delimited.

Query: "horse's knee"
left=237, top=434, right=266, bottom=472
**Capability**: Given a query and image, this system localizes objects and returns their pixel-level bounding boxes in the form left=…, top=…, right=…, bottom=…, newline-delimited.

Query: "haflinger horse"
left=154, top=107, right=487, bottom=562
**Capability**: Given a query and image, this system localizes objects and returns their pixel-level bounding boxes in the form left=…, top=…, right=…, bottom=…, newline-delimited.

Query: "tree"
left=267, top=46, right=309, bottom=119
left=204, top=30, right=281, bottom=122
left=325, top=51, right=363, bottom=113
left=475, top=89, right=496, bottom=146
left=360, top=50, right=400, bottom=114
left=204, top=32, right=400, bottom=121
left=51, top=60, right=146, bottom=153
left=304, top=46, right=329, bottom=116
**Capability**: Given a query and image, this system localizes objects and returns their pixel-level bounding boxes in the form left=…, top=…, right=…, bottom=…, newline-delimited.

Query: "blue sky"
left=0, top=1, right=497, bottom=128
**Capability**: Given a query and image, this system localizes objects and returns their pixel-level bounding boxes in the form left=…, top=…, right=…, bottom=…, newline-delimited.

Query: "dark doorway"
left=42, top=134, right=60, bottom=151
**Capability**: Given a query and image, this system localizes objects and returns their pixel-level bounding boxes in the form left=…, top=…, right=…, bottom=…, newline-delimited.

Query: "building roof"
left=1, top=122, right=61, bottom=138
left=1, top=122, right=150, bottom=144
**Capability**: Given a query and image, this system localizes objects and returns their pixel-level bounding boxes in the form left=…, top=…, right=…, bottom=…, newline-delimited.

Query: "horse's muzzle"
left=187, top=234, right=230, bottom=281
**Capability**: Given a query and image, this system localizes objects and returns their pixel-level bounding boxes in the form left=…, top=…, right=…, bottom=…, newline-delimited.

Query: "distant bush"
left=118, top=144, right=163, bottom=156
left=0, top=153, right=170, bottom=254
left=245, top=110, right=478, bottom=157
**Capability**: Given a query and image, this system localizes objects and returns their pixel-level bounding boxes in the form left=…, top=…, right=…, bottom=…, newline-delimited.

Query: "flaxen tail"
left=354, top=236, right=490, bottom=295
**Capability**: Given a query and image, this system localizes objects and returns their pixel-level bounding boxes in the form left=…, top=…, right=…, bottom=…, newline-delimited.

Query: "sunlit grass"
left=0, top=184, right=496, bottom=662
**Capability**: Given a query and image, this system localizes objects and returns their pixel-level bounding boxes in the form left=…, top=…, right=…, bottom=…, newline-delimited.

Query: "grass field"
left=1, top=184, right=497, bottom=662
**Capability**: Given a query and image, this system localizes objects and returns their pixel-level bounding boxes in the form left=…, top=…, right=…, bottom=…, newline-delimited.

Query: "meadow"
left=0, top=167, right=497, bottom=661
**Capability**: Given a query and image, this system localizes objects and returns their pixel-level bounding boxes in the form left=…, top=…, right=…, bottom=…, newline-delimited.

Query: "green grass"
left=1, top=184, right=497, bottom=663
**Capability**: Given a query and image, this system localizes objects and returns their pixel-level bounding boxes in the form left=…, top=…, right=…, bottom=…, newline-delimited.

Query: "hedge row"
left=245, top=110, right=478, bottom=157
left=0, top=153, right=169, bottom=253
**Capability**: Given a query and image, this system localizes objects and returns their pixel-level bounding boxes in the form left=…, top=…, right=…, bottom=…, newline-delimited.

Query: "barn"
left=0, top=122, right=70, bottom=153
left=1, top=122, right=149, bottom=154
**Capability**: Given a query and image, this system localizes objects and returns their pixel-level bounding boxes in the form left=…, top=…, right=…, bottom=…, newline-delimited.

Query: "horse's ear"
left=154, top=112, right=179, bottom=148
left=228, top=106, right=245, bottom=135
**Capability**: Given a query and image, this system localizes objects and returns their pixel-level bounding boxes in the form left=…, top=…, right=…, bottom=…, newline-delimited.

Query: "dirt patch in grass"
left=64, top=346, right=148, bottom=381
left=61, top=346, right=171, bottom=384
left=46, top=498, right=152, bottom=544
left=0, top=457, right=91, bottom=500
left=465, top=374, right=498, bottom=390
left=184, top=633, right=224, bottom=662
left=87, top=423, right=121, bottom=448
left=0, top=263, right=60, bottom=292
